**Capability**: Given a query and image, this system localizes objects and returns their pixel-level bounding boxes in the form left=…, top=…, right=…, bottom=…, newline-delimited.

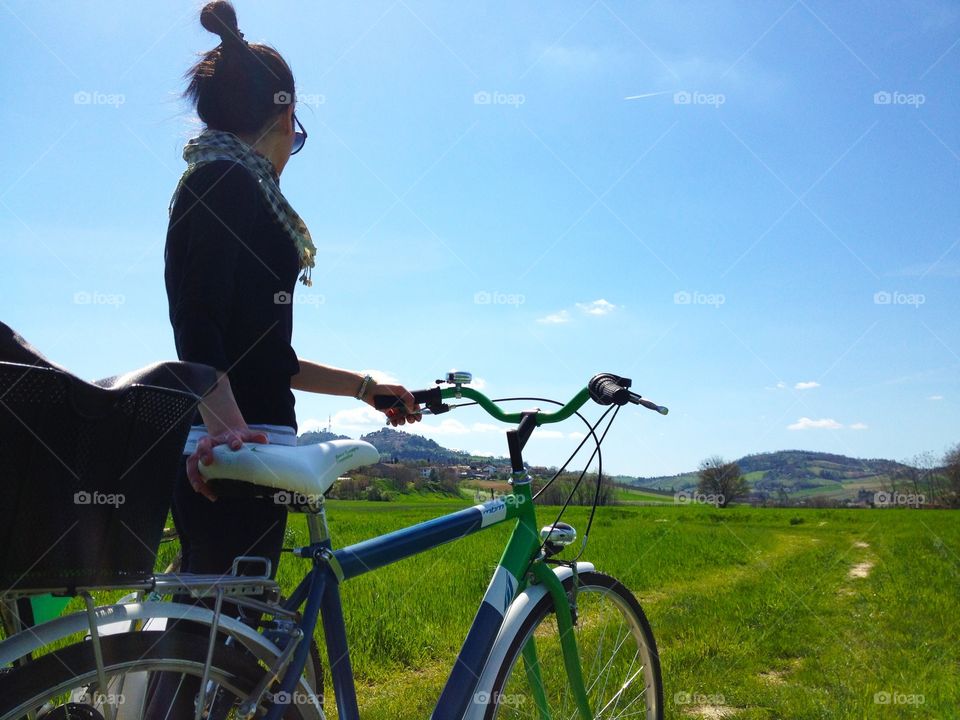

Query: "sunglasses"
left=290, top=113, right=308, bottom=155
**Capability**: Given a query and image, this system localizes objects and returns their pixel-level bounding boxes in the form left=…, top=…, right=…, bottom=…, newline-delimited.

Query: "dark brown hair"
left=184, top=1, right=295, bottom=136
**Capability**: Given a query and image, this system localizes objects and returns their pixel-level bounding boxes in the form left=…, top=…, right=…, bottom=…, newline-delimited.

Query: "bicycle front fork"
left=525, top=560, right=592, bottom=720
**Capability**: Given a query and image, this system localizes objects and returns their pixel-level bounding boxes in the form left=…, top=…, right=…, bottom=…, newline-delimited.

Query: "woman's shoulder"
left=173, top=160, right=263, bottom=219
left=183, top=159, right=261, bottom=193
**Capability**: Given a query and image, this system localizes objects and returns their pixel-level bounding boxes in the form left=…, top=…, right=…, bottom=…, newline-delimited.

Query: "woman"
left=149, top=2, right=421, bottom=713
left=166, top=0, right=420, bottom=599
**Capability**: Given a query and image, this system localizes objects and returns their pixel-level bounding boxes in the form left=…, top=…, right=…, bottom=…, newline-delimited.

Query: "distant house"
left=483, top=465, right=498, bottom=477
left=420, top=467, right=435, bottom=479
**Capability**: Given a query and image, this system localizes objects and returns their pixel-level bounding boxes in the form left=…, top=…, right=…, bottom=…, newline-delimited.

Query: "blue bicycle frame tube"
left=334, top=503, right=486, bottom=580
left=265, top=561, right=331, bottom=720
left=270, top=492, right=538, bottom=720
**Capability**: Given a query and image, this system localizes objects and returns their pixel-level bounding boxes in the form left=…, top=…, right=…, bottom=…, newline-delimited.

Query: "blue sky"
left=2, top=1, right=958, bottom=476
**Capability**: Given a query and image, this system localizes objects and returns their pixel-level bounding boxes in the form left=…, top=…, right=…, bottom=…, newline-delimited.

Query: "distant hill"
left=299, top=427, right=508, bottom=465
left=298, top=431, right=915, bottom=502
left=630, top=450, right=912, bottom=499
left=359, top=428, right=469, bottom=463
left=298, top=430, right=351, bottom=445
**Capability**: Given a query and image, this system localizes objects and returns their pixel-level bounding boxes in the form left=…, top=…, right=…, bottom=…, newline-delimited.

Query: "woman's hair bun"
left=200, top=1, right=244, bottom=46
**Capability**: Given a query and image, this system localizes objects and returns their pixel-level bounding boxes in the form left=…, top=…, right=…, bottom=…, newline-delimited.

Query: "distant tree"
left=944, top=443, right=960, bottom=508
left=534, top=472, right=616, bottom=506
left=895, top=452, right=940, bottom=504
left=697, top=456, right=750, bottom=508
left=776, top=486, right=790, bottom=507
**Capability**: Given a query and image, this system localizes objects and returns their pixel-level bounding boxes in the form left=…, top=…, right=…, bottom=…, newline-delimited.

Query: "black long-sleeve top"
left=164, top=160, right=301, bottom=430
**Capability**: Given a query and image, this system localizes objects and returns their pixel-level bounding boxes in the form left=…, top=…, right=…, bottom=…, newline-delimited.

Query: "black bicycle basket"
left=0, top=361, right=203, bottom=593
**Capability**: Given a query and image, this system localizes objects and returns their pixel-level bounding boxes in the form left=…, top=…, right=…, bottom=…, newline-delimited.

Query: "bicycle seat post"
left=305, top=499, right=331, bottom=545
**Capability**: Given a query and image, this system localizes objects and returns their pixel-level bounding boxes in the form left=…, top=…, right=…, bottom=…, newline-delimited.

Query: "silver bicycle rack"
left=0, top=558, right=324, bottom=720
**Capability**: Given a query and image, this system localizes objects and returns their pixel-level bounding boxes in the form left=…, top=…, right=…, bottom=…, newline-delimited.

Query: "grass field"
left=18, top=500, right=957, bottom=718
left=262, top=500, right=959, bottom=719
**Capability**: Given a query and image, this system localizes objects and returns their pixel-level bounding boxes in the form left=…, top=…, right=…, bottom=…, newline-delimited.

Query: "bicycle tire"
left=483, top=571, right=663, bottom=720
left=0, top=630, right=315, bottom=719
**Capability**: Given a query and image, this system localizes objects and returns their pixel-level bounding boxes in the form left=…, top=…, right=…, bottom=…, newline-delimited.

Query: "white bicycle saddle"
left=198, top=440, right=380, bottom=497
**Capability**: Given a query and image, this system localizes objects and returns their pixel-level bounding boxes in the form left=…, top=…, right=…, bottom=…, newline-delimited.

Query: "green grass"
left=281, top=502, right=960, bottom=719
left=613, top=484, right=674, bottom=503
left=9, top=502, right=958, bottom=719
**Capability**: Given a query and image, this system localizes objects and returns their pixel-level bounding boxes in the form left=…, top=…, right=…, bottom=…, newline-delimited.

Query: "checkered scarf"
left=169, top=129, right=316, bottom=286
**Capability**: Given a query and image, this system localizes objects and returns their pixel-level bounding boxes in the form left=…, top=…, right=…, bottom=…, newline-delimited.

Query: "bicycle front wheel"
left=485, top=571, right=662, bottom=720
left=0, top=630, right=315, bottom=719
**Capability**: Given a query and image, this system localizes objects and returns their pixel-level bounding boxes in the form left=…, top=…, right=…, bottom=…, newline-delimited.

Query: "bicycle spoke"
left=491, top=575, right=661, bottom=720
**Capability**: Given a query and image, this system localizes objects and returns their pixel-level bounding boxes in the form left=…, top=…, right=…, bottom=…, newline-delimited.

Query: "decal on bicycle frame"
left=474, top=498, right=507, bottom=528
left=483, top=565, right=518, bottom=615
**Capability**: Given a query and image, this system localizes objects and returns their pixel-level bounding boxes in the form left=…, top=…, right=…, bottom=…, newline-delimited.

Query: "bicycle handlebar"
left=373, top=372, right=668, bottom=425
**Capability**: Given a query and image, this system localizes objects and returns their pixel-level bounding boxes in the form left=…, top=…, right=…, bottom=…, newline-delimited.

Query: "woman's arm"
left=291, top=359, right=422, bottom=426
left=290, top=360, right=372, bottom=396
left=186, top=371, right=268, bottom=501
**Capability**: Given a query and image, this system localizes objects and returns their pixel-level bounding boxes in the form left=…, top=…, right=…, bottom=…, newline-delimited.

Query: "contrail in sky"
left=623, top=90, right=676, bottom=100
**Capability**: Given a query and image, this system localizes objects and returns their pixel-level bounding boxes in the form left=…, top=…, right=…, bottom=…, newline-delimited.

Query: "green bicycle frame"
left=270, top=385, right=597, bottom=720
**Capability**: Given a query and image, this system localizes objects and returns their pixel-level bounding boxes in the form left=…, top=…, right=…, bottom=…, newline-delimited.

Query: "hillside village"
left=299, top=428, right=956, bottom=508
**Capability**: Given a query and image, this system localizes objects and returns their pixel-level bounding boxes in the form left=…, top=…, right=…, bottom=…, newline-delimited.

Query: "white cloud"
left=776, top=381, right=786, bottom=389
left=407, top=419, right=506, bottom=439
left=328, top=406, right=386, bottom=435
left=929, top=395, right=944, bottom=401
left=850, top=422, right=868, bottom=430
left=415, top=418, right=470, bottom=435
left=538, top=299, right=617, bottom=325
left=794, top=381, right=820, bottom=390
left=576, top=299, right=617, bottom=316
left=298, top=417, right=330, bottom=434
left=537, top=310, right=570, bottom=324
left=472, top=422, right=501, bottom=433
left=787, top=417, right=842, bottom=431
